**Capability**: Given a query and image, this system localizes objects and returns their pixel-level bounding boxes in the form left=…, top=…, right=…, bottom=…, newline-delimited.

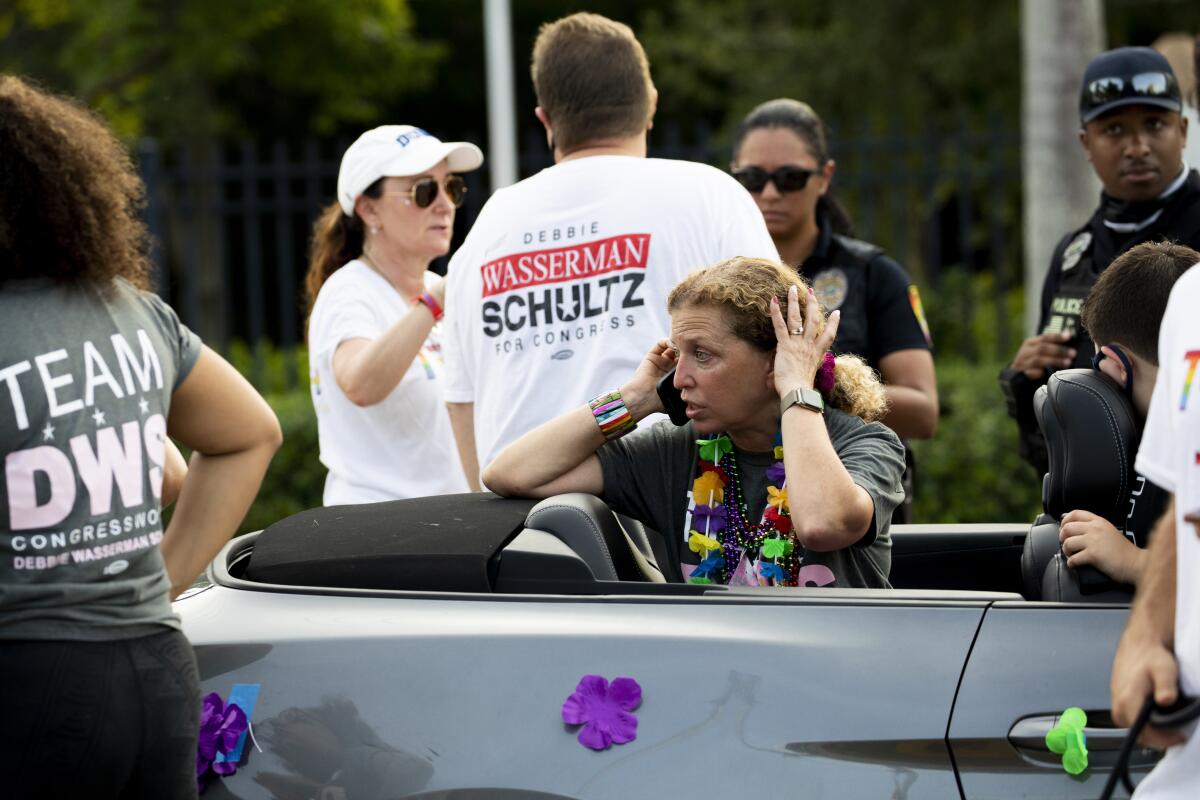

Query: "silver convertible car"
left=177, top=370, right=1161, bottom=799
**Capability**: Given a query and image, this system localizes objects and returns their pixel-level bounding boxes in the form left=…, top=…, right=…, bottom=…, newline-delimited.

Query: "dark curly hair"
left=0, top=75, right=152, bottom=290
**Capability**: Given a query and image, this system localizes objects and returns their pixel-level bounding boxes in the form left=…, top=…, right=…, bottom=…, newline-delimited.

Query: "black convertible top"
left=244, top=493, right=538, bottom=592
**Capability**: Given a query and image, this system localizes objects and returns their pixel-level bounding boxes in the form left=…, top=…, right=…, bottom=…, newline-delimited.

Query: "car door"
left=948, top=601, right=1161, bottom=799
left=183, top=586, right=995, bottom=799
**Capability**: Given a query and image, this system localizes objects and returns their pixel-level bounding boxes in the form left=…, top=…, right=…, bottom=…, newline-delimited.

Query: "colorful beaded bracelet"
left=414, top=291, right=444, bottom=321
left=589, top=390, right=635, bottom=441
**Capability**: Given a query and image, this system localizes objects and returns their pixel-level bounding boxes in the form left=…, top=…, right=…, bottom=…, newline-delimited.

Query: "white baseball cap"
left=336, top=125, right=484, bottom=215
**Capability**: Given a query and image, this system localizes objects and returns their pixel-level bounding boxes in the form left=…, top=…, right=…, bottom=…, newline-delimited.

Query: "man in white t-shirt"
left=441, top=12, right=778, bottom=478
left=1111, top=260, right=1200, bottom=798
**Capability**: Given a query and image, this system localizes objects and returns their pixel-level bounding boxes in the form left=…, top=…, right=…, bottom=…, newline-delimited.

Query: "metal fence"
left=137, top=119, right=1021, bottom=388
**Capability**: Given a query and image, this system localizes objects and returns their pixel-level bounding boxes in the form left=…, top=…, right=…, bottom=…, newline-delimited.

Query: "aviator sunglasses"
left=1081, top=71, right=1179, bottom=119
left=731, top=165, right=819, bottom=194
left=386, top=174, right=467, bottom=209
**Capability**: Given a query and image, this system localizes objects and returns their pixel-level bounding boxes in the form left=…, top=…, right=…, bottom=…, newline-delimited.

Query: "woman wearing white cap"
left=306, top=125, right=484, bottom=504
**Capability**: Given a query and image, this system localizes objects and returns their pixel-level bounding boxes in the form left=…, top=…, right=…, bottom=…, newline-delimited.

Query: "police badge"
left=813, top=268, right=849, bottom=310
left=1060, top=231, right=1092, bottom=273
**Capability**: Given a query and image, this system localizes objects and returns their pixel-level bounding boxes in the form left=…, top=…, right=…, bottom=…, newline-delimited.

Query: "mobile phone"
left=656, top=368, right=689, bottom=426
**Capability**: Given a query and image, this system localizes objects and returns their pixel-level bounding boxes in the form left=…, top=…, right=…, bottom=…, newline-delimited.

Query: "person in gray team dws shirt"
left=0, top=76, right=282, bottom=799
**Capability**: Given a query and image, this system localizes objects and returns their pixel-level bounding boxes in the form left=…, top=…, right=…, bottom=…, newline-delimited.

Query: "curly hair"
left=0, top=75, right=152, bottom=290
left=667, top=256, right=888, bottom=421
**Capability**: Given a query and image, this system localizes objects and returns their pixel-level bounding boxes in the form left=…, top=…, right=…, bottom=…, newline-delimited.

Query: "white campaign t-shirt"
left=1184, top=105, right=1200, bottom=179
left=308, top=261, right=468, bottom=504
left=1133, top=262, right=1200, bottom=800
left=442, top=155, right=779, bottom=466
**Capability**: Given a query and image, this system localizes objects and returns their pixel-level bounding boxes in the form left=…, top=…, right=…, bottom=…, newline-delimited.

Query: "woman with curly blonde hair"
left=486, top=257, right=904, bottom=587
left=0, top=76, right=280, bottom=798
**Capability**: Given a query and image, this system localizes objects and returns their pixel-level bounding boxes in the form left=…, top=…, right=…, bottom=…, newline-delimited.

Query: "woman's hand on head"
left=770, top=285, right=839, bottom=395
left=620, top=338, right=678, bottom=420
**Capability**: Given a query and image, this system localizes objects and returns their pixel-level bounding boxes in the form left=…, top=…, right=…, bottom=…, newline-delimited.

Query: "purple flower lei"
left=562, top=675, right=642, bottom=750
left=197, top=692, right=249, bottom=792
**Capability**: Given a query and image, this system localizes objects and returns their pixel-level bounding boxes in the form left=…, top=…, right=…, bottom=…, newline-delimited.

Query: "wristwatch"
left=780, top=385, right=824, bottom=416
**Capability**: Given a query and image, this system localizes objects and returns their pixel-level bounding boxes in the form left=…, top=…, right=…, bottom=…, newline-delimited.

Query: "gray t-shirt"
left=597, top=409, right=905, bottom=587
left=0, top=279, right=201, bottom=640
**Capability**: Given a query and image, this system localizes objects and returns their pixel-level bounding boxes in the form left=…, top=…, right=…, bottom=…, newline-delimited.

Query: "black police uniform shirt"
left=800, top=212, right=932, bottom=373
left=1002, top=168, right=1200, bottom=475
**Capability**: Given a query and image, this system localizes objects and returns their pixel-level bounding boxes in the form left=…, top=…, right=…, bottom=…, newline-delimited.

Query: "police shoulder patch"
left=1060, top=231, right=1092, bottom=273
left=813, top=268, right=849, bottom=310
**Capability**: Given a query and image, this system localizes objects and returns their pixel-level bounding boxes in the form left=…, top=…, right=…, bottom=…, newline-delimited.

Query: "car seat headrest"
left=1034, top=368, right=1141, bottom=525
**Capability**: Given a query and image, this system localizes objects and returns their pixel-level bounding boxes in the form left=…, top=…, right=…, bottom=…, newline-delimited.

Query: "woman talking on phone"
left=306, top=126, right=483, bottom=503
left=484, top=257, right=905, bottom=588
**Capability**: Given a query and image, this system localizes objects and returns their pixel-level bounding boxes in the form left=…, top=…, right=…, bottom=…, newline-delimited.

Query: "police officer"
left=1002, top=46, right=1200, bottom=476
left=732, top=98, right=938, bottom=522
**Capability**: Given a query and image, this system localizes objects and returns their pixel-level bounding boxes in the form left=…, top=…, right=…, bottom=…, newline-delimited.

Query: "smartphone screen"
left=656, top=368, right=689, bottom=426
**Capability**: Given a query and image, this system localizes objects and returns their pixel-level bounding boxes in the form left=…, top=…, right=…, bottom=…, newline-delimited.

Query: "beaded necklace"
left=683, top=434, right=801, bottom=586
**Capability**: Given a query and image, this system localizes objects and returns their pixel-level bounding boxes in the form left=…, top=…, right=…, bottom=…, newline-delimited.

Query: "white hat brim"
left=379, top=141, right=484, bottom=178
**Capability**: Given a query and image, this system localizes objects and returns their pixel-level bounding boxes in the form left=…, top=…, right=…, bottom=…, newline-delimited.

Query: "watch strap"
left=780, top=385, right=824, bottom=415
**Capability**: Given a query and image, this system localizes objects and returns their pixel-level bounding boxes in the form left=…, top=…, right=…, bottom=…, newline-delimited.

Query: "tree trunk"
left=1020, top=0, right=1104, bottom=335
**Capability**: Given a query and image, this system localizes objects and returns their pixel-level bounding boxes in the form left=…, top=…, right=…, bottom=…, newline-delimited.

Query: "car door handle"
left=1007, top=713, right=1161, bottom=772
left=1008, top=714, right=1128, bottom=753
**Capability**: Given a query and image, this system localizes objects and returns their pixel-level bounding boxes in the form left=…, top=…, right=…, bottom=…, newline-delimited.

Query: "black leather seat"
left=1021, top=369, right=1138, bottom=602
left=524, top=494, right=665, bottom=582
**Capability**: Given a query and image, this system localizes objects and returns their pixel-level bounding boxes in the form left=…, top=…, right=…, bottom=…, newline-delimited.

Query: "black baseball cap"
left=1079, top=46, right=1182, bottom=124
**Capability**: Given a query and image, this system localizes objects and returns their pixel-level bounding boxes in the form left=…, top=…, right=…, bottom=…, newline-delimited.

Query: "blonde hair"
left=667, top=257, right=888, bottom=421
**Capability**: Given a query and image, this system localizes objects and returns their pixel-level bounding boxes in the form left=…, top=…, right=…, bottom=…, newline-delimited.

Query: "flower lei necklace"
left=683, top=433, right=801, bottom=586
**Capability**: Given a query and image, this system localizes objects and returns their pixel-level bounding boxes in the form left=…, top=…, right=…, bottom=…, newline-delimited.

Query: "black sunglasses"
left=731, top=165, right=818, bottom=194
left=1081, top=71, right=1180, bottom=117
left=386, top=175, right=467, bottom=209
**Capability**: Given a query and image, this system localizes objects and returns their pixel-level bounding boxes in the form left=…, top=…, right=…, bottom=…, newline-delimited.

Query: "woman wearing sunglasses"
left=731, top=99, right=939, bottom=520
left=305, top=125, right=483, bottom=504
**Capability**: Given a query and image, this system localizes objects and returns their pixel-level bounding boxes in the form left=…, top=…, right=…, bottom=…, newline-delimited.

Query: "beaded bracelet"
left=589, top=390, right=636, bottom=441
left=413, top=291, right=444, bottom=321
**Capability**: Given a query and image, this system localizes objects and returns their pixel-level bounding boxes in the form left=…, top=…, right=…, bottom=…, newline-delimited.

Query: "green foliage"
left=0, top=0, right=445, bottom=143
left=220, top=340, right=320, bottom=532
left=240, top=387, right=323, bottom=534
left=639, top=0, right=1020, bottom=136
left=910, top=357, right=1041, bottom=523
left=907, top=268, right=1040, bottom=523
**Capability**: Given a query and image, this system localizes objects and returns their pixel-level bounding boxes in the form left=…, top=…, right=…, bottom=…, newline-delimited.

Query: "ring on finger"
left=791, top=327, right=802, bottom=336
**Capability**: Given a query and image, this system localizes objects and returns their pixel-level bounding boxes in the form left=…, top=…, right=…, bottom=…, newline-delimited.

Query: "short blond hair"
left=667, top=257, right=888, bottom=421
left=531, top=13, right=654, bottom=154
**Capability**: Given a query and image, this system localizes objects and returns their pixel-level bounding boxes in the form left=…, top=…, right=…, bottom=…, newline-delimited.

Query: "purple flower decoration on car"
left=561, top=675, right=642, bottom=751
left=197, top=692, right=248, bottom=791
left=690, top=503, right=727, bottom=534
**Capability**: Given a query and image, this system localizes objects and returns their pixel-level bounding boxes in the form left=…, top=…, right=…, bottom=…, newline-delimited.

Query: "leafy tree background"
left=4, top=0, right=1200, bottom=526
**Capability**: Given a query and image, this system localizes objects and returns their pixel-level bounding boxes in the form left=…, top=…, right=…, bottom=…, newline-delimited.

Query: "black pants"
left=0, top=629, right=200, bottom=799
